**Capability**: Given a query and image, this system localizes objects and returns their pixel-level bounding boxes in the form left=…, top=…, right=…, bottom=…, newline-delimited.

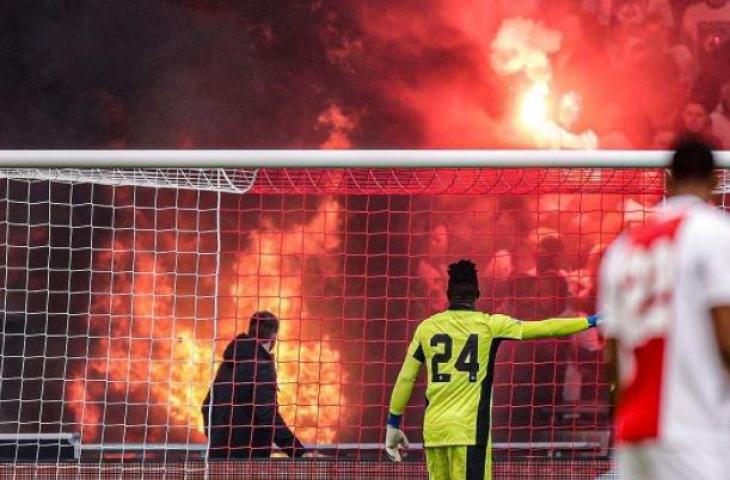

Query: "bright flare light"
left=520, top=81, right=551, bottom=128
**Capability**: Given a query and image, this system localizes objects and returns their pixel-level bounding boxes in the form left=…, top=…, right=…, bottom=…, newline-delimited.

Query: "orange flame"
left=66, top=196, right=349, bottom=446
left=225, top=198, right=346, bottom=444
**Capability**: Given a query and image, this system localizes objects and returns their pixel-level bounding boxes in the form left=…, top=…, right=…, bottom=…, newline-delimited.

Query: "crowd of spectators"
left=553, top=0, right=730, bottom=149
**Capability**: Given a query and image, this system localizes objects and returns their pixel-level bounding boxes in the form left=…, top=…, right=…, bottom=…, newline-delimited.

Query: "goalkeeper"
left=384, top=260, right=599, bottom=480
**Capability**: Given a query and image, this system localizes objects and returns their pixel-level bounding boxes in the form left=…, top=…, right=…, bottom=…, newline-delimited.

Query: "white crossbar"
left=1, top=150, right=729, bottom=168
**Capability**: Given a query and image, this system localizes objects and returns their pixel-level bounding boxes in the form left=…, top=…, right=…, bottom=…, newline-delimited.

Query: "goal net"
left=0, top=154, right=726, bottom=479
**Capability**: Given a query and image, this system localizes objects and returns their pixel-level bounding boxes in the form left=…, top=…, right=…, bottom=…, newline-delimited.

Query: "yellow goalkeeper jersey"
left=403, top=309, right=523, bottom=446
left=388, top=308, right=589, bottom=447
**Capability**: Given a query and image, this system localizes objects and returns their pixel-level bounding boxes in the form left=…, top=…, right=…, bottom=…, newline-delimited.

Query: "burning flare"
left=491, top=17, right=597, bottom=149
left=520, top=81, right=551, bottom=128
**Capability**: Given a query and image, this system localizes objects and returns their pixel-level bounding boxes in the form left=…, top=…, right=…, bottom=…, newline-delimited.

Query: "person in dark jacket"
left=202, top=311, right=306, bottom=459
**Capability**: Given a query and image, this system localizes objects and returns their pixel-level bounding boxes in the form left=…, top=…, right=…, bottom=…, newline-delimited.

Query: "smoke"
left=0, top=3, right=315, bottom=147
left=0, top=1, right=685, bottom=148
left=317, top=105, right=356, bottom=149
left=490, top=17, right=599, bottom=149
left=490, top=17, right=562, bottom=82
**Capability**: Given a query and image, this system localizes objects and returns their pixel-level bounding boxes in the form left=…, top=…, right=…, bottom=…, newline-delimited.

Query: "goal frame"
left=0, top=150, right=723, bottom=477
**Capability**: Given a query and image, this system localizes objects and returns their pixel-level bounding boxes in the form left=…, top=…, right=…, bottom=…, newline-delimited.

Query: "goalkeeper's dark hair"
left=248, top=311, right=279, bottom=340
left=447, top=259, right=480, bottom=302
left=670, top=137, right=716, bottom=183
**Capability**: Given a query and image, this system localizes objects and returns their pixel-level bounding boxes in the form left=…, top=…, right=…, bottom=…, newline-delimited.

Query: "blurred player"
left=599, top=139, right=730, bottom=479
left=384, top=260, right=599, bottom=480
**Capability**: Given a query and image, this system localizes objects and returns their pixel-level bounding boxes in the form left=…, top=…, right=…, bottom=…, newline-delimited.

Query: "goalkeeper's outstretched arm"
left=519, top=314, right=599, bottom=340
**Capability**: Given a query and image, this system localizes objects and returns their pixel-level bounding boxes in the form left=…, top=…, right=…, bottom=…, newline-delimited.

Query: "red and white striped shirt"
left=600, top=195, right=730, bottom=444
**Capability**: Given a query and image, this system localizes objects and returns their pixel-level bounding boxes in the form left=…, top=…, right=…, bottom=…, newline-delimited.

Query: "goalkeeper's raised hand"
left=384, top=414, right=409, bottom=462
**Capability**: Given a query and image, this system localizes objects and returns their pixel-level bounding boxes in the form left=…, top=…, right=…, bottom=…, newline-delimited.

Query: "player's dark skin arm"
left=711, top=306, right=730, bottom=374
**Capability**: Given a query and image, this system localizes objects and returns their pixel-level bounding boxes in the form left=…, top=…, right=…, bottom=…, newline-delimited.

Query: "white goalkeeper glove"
left=385, top=414, right=409, bottom=462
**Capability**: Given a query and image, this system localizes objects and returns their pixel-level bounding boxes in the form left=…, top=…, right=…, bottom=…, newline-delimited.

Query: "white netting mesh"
left=0, top=176, right=220, bottom=476
left=0, top=168, right=257, bottom=194
left=0, top=159, right=726, bottom=480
